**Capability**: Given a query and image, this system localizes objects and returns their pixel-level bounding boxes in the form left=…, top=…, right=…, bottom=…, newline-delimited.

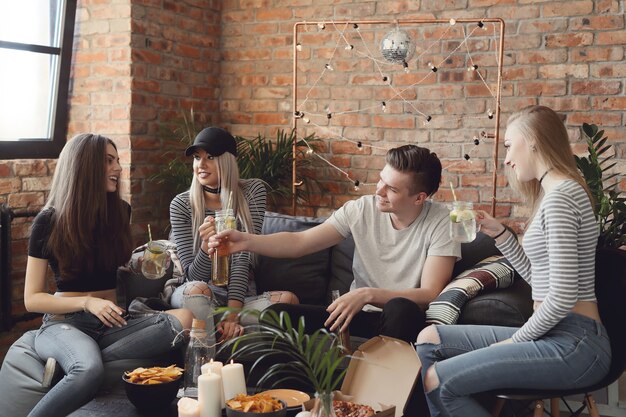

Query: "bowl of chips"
left=226, top=393, right=287, bottom=417
left=122, top=365, right=184, bottom=412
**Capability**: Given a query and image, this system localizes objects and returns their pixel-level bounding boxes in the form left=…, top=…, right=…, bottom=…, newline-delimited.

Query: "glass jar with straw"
left=141, top=224, right=171, bottom=279
left=448, top=182, right=478, bottom=243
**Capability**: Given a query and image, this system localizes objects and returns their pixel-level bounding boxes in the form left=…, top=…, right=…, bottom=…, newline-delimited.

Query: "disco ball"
left=380, top=28, right=415, bottom=64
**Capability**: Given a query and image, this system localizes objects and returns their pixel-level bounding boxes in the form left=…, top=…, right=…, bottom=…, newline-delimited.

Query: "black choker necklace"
left=538, top=169, right=552, bottom=185
left=202, top=185, right=221, bottom=194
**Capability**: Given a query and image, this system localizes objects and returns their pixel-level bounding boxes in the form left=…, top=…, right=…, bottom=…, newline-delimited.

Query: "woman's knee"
left=183, top=281, right=213, bottom=298
left=416, top=324, right=441, bottom=345
left=423, top=364, right=440, bottom=393
left=166, top=309, right=194, bottom=330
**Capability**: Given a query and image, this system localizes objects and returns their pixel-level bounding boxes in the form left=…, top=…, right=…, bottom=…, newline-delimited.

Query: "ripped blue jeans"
left=29, top=311, right=184, bottom=417
left=415, top=313, right=611, bottom=417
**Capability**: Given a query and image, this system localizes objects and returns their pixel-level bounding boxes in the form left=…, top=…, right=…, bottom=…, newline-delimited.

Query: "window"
left=0, top=0, right=77, bottom=159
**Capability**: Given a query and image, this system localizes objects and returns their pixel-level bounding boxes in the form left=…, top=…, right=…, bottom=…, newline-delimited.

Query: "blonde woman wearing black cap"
left=169, top=127, right=299, bottom=341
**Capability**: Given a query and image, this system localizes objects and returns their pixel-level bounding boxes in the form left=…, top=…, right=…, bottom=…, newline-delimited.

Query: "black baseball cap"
left=184, top=127, right=238, bottom=157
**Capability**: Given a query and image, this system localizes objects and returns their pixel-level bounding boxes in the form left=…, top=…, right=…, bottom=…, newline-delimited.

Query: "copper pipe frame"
left=292, top=19, right=505, bottom=216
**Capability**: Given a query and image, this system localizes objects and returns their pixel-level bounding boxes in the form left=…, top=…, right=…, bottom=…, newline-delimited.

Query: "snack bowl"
left=122, top=369, right=182, bottom=412
left=225, top=396, right=287, bottom=417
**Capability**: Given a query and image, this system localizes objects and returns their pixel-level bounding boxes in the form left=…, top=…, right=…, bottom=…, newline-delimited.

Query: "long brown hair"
left=505, top=105, right=592, bottom=218
left=46, top=133, right=133, bottom=279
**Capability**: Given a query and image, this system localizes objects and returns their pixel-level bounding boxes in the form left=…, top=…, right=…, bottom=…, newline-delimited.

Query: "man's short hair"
left=385, top=145, right=442, bottom=196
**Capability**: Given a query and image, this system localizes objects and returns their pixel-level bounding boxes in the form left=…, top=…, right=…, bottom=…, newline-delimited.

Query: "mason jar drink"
left=141, top=241, right=170, bottom=279
left=212, top=209, right=236, bottom=286
left=449, top=201, right=477, bottom=243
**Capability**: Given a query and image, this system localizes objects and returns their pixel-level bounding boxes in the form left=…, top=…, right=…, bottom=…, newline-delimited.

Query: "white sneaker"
left=42, top=357, right=59, bottom=388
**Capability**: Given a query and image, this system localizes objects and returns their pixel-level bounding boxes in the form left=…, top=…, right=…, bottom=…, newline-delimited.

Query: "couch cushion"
left=453, top=231, right=506, bottom=277
left=458, top=278, right=532, bottom=327
left=255, top=212, right=332, bottom=305
left=327, top=237, right=355, bottom=302
left=426, top=256, right=517, bottom=325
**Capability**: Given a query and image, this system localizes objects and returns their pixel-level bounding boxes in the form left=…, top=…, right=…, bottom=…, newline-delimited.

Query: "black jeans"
left=266, top=297, right=426, bottom=343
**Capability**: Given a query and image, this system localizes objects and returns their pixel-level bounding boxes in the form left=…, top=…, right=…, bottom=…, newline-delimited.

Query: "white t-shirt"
left=326, top=196, right=461, bottom=294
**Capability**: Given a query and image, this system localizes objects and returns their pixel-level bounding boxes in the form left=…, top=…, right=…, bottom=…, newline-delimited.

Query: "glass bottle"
left=183, top=318, right=213, bottom=398
left=212, top=208, right=236, bottom=286
left=331, top=290, right=351, bottom=355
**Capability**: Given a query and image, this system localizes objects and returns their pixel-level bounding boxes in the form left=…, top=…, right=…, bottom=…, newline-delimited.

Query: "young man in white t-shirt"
left=210, top=145, right=460, bottom=343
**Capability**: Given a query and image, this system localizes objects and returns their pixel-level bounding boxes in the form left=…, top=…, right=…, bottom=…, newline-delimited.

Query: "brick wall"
left=0, top=0, right=221, bottom=360
left=218, top=0, right=626, bottom=223
left=1, top=0, right=625, bottom=361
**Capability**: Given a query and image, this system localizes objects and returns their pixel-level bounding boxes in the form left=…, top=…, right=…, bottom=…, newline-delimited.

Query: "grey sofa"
left=0, top=211, right=532, bottom=416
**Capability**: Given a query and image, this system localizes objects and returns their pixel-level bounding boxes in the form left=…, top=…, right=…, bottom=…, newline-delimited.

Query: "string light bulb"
left=403, top=60, right=409, bottom=73
left=487, top=109, right=494, bottom=119
left=353, top=180, right=360, bottom=191
left=449, top=18, right=457, bottom=26
left=345, top=44, right=354, bottom=50
left=303, top=117, right=310, bottom=124
left=381, top=101, right=386, bottom=112
left=357, top=141, right=363, bottom=149
left=296, top=43, right=302, bottom=51
left=382, top=76, right=388, bottom=82
left=428, top=62, right=438, bottom=72
left=318, top=22, right=325, bottom=30
left=306, top=148, right=314, bottom=155
left=325, top=63, right=334, bottom=71
left=473, top=137, right=480, bottom=145
left=477, top=21, right=484, bottom=28
left=353, top=23, right=358, bottom=29
left=468, top=64, right=478, bottom=71
left=464, top=154, right=471, bottom=160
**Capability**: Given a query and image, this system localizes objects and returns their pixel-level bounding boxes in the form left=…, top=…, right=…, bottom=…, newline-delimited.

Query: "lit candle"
left=221, top=360, right=246, bottom=402
left=198, top=370, right=221, bottom=417
left=178, top=397, right=200, bottom=417
left=201, top=359, right=224, bottom=408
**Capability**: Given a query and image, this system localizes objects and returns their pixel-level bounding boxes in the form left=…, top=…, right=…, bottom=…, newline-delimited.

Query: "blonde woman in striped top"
left=169, top=127, right=298, bottom=341
left=415, top=106, right=611, bottom=417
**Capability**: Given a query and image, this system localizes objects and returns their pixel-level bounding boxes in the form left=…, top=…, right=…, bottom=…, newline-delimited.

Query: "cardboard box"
left=303, top=336, right=421, bottom=417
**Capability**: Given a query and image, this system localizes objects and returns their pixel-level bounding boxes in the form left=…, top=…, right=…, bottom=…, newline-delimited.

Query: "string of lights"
left=291, top=18, right=504, bottom=195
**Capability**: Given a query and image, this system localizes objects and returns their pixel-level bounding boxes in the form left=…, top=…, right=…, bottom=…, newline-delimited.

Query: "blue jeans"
left=415, top=313, right=611, bottom=417
left=29, top=311, right=184, bottom=417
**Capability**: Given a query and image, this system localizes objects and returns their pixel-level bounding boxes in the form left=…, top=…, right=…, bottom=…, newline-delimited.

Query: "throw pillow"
left=426, top=255, right=516, bottom=325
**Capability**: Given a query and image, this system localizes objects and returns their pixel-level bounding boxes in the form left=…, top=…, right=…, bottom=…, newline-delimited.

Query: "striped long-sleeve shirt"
left=169, top=179, right=266, bottom=303
left=497, top=180, right=598, bottom=342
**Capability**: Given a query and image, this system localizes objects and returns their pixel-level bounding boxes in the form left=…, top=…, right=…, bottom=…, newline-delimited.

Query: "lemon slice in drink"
left=225, top=216, right=236, bottom=230
left=450, top=210, right=473, bottom=223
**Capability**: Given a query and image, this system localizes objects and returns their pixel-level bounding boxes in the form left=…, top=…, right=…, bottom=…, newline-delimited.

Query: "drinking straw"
left=449, top=182, right=458, bottom=202
left=147, top=224, right=153, bottom=243
left=227, top=191, right=233, bottom=212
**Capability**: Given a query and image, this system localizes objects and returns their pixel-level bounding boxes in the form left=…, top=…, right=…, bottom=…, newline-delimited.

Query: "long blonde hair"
left=505, top=105, right=592, bottom=219
left=188, top=152, right=255, bottom=255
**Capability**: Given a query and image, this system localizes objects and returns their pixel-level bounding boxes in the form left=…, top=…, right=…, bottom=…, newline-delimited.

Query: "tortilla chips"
left=226, top=393, right=284, bottom=413
left=124, top=365, right=183, bottom=385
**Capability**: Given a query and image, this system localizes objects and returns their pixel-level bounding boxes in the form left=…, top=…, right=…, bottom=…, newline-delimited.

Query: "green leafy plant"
left=574, top=123, right=626, bottom=249
left=235, top=129, right=322, bottom=206
left=218, top=309, right=348, bottom=396
left=150, top=109, right=202, bottom=193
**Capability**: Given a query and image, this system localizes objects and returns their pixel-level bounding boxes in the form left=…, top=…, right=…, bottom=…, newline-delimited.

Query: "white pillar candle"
left=198, top=371, right=222, bottom=417
left=201, top=359, right=224, bottom=408
left=221, top=360, right=246, bottom=402
left=178, top=397, right=200, bottom=417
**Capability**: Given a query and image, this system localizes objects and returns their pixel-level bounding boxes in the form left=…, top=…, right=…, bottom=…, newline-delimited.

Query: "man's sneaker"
left=42, top=357, right=61, bottom=388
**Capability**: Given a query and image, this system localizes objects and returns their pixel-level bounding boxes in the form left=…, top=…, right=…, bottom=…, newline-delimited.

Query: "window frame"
left=0, top=0, right=77, bottom=160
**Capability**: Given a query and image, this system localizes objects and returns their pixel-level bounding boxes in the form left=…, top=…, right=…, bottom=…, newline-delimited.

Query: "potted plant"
left=219, top=309, right=348, bottom=417
left=574, top=123, right=626, bottom=249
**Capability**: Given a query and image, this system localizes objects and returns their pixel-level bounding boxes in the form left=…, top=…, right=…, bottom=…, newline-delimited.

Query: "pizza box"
left=302, top=335, right=421, bottom=417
